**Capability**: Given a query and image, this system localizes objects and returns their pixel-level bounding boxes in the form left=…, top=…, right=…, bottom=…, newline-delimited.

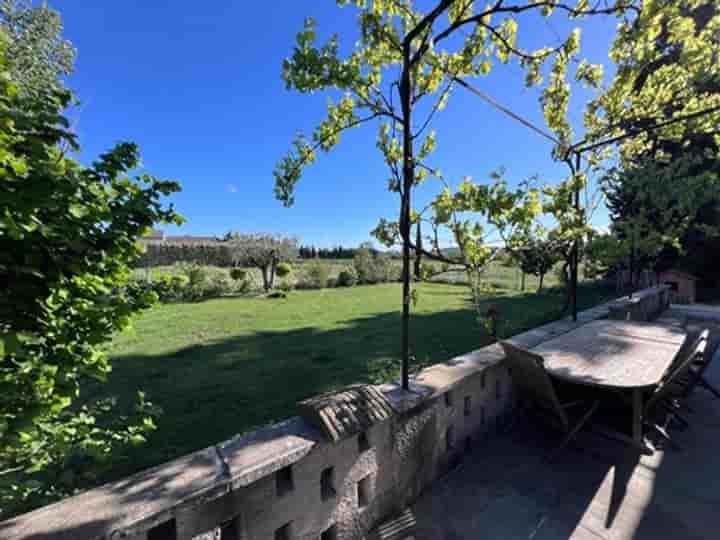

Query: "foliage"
left=584, top=232, right=626, bottom=278
left=275, top=262, right=293, bottom=278
left=229, top=268, right=248, bottom=281
left=0, top=30, right=182, bottom=516
left=298, top=245, right=358, bottom=259
left=275, top=0, right=638, bottom=381
left=298, top=260, right=330, bottom=289
left=337, top=267, right=359, bottom=287
left=135, top=274, right=189, bottom=303
left=512, top=238, right=560, bottom=292
left=1, top=393, right=160, bottom=518
left=227, top=233, right=298, bottom=291
left=587, top=0, right=720, bottom=281
left=136, top=242, right=232, bottom=268
left=153, top=264, right=236, bottom=302
left=0, top=0, right=75, bottom=98
left=353, top=246, right=399, bottom=285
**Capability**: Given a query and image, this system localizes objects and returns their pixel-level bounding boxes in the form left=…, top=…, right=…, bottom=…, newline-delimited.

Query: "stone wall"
left=0, top=291, right=650, bottom=540
left=607, top=285, right=671, bottom=322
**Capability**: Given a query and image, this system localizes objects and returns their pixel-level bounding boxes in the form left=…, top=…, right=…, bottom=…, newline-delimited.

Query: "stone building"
left=659, top=268, right=699, bottom=304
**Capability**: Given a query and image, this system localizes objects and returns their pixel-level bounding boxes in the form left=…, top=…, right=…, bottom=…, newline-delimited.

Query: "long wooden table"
left=531, top=319, right=687, bottom=450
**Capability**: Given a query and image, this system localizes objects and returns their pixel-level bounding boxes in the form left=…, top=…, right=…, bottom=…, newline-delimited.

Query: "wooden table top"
left=531, top=319, right=687, bottom=389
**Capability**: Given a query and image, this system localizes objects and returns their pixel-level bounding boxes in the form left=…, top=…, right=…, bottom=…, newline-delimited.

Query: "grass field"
left=92, top=280, right=615, bottom=482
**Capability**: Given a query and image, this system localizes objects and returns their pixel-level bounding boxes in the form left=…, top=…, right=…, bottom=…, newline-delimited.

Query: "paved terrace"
left=386, top=306, right=720, bottom=540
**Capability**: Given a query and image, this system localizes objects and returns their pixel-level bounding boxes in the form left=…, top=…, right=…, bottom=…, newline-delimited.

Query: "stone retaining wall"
left=0, top=290, right=663, bottom=540
left=607, top=285, right=671, bottom=322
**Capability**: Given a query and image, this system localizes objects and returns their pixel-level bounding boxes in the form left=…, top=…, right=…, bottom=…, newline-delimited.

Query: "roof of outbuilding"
left=660, top=269, right=699, bottom=280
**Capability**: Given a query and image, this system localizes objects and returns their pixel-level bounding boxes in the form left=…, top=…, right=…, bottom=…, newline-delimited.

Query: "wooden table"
left=531, top=319, right=687, bottom=450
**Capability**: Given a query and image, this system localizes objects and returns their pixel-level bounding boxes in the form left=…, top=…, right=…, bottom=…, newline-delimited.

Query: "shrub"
left=154, top=273, right=189, bottom=302
left=354, top=248, right=400, bottom=284
left=136, top=243, right=232, bottom=268
left=229, top=267, right=248, bottom=281
left=137, top=265, right=238, bottom=303
left=353, top=248, right=376, bottom=284
left=419, top=263, right=436, bottom=281
left=277, top=280, right=294, bottom=293
left=276, top=262, right=293, bottom=278
left=267, top=290, right=288, bottom=299
left=337, top=267, right=358, bottom=287
left=299, top=260, right=330, bottom=289
left=204, top=273, right=234, bottom=299
left=327, top=277, right=338, bottom=288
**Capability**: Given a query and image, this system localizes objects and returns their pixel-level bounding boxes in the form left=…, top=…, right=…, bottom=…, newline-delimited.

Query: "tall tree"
left=275, top=0, right=637, bottom=388
left=0, top=0, right=75, bottom=97
left=0, top=27, right=182, bottom=515
left=586, top=0, right=720, bottom=288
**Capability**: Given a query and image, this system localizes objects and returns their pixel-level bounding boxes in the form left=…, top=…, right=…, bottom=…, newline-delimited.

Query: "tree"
left=512, top=237, right=560, bottom=292
left=0, top=30, right=182, bottom=515
left=585, top=0, right=720, bottom=290
left=584, top=231, right=627, bottom=282
left=275, top=0, right=636, bottom=388
left=0, top=0, right=75, bottom=97
left=228, top=234, right=298, bottom=291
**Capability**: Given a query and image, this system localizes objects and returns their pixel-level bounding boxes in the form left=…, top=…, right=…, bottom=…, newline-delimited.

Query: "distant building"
left=659, top=269, right=699, bottom=304
left=140, top=230, right=219, bottom=246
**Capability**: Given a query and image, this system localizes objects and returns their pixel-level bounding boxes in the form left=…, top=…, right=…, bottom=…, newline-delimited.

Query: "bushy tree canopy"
left=588, top=1, right=720, bottom=284
left=0, top=25, right=181, bottom=515
left=0, top=0, right=75, bottom=97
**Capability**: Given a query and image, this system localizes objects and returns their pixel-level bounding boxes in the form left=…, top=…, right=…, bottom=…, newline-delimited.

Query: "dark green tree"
left=513, top=239, right=560, bottom=292
left=592, top=0, right=720, bottom=292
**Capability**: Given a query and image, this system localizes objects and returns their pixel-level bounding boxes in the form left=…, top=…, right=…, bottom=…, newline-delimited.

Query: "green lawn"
left=95, top=281, right=614, bottom=480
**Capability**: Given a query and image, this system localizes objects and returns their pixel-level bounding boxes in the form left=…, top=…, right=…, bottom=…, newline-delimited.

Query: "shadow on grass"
left=84, top=283, right=614, bottom=484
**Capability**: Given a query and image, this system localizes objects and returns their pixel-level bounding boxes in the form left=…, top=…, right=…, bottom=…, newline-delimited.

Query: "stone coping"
left=0, top=293, right=633, bottom=539
left=608, top=285, right=670, bottom=306
left=217, top=416, right=322, bottom=489
left=0, top=446, right=227, bottom=540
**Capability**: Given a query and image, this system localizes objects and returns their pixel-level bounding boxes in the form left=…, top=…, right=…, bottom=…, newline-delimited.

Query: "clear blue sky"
left=52, top=1, right=619, bottom=247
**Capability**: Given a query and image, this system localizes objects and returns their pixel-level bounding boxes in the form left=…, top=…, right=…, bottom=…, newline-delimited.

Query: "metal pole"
left=571, top=152, right=581, bottom=321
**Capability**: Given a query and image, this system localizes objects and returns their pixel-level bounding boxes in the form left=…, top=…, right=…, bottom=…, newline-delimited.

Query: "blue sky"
left=52, top=1, right=620, bottom=247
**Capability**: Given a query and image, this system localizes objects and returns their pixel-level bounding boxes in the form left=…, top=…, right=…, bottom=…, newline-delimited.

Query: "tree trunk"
left=629, top=237, right=636, bottom=298
left=260, top=266, right=270, bottom=292
left=520, top=271, right=526, bottom=292
left=570, top=152, right=581, bottom=322
left=560, top=260, right=571, bottom=314
left=538, top=273, right=544, bottom=293
left=414, top=221, right=422, bottom=280
left=399, top=43, right=414, bottom=391
left=269, top=259, right=277, bottom=290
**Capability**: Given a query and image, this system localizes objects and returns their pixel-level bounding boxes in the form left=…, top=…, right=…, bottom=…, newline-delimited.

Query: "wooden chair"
left=500, top=341, right=600, bottom=461
left=644, top=337, right=709, bottom=446
left=666, top=329, right=709, bottom=377
left=679, top=329, right=720, bottom=401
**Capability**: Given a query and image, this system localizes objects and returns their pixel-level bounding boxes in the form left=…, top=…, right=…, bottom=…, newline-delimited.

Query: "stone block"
left=298, top=385, right=394, bottom=443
